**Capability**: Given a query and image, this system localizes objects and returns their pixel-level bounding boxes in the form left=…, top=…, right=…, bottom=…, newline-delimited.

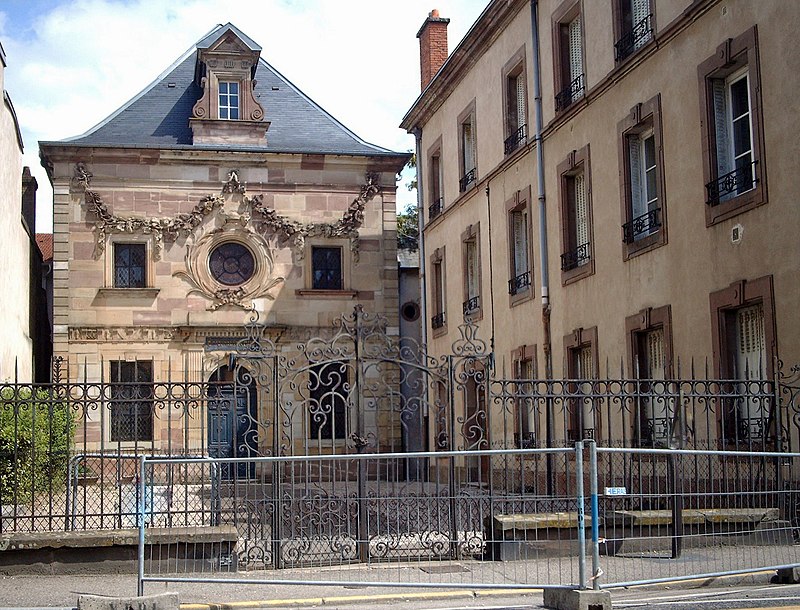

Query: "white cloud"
left=0, top=0, right=488, bottom=232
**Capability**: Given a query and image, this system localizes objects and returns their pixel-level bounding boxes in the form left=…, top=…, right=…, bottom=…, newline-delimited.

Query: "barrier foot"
left=543, top=588, right=611, bottom=610
left=773, top=567, right=800, bottom=584
left=78, top=592, right=179, bottom=610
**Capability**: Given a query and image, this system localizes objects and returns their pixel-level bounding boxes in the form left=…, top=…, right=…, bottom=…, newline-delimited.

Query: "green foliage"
left=397, top=204, right=419, bottom=251
left=0, top=388, right=74, bottom=504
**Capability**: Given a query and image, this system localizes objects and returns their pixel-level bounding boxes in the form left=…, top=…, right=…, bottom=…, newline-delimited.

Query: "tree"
left=397, top=204, right=419, bottom=251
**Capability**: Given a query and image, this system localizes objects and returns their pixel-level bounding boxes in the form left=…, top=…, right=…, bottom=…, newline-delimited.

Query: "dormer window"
left=218, top=82, right=240, bottom=119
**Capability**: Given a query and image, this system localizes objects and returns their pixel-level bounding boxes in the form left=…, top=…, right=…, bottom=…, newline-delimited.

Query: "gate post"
left=589, top=440, right=600, bottom=590
left=137, top=454, right=146, bottom=597
left=447, top=355, right=459, bottom=559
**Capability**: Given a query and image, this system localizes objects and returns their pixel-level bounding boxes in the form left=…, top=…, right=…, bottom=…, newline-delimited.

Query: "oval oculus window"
left=209, top=242, right=256, bottom=286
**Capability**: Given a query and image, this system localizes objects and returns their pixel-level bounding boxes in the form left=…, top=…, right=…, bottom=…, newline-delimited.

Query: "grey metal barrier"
left=592, top=445, right=800, bottom=589
left=136, top=447, right=591, bottom=594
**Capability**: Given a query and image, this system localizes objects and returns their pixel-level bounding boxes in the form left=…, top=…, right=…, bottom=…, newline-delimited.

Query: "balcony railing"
left=555, top=73, right=585, bottom=112
left=706, top=160, right=758, bottom=206
left=622, top=207, right=661, bottom=244
left=560, top=242, right=591, bottom=272
left=614, top=14, right=653, bottom=62
left=431, top=312, right=446, bottom=330
left=463, top=295, right=480, bottom=316
left=428, top=197, right=443, bottom=220
left=508, top=270, right=531, bottom=295
left=459, top=168, right=477, bottom=192
left=504, top=124, right=527, bottom=155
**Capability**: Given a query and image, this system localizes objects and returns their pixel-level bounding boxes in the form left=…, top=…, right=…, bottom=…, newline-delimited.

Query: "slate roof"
left=42, top=24, right=403, bottom=158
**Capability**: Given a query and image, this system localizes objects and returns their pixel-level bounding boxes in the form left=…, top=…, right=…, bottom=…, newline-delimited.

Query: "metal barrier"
left=136, top=446, right=800, bottom=596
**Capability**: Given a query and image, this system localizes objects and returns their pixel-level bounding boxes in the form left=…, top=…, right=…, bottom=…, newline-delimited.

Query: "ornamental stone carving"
left=74, top=164, right=381, bottom=264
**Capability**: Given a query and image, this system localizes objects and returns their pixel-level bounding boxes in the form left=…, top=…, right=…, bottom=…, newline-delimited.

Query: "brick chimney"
left=417, top=9, right=450, bottom=90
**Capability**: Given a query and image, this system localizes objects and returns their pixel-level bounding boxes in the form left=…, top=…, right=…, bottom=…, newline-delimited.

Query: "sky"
left=0, top=0, right=489, bottom=233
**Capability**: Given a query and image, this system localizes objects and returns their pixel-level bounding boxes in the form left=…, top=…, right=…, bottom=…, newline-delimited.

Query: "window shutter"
left=574, top=173, right=588, bottom=256
left=431, top=155, right=441, bottom=201
left=645, top=328, right=665, bottom=380
left=516, top=74, right=526, bottom=129
left=628, top=136, right=644, bottom=219
left=577, top=345, right=593, bottom=378
left=712, top=79, right=732, bottom=178
left=463, top=121, right=475, bottom=172
left=632, top=0, right=649, bottom=24
left=568, top=16, right=583, bottom=84
left=466, top=241, right=478, bottom=298
left=512, top=211, right=528, bottom=276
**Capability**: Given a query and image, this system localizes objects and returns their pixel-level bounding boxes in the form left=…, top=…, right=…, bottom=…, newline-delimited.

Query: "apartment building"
left=401, top=1, right=799, bottom=447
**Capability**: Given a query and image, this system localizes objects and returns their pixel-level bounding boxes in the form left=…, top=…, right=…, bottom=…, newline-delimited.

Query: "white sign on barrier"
left=604, top=486, right=627, bottom=496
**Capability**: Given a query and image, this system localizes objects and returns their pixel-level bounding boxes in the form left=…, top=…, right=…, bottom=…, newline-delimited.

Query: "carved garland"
left=72, top=163, right=381, bottom=262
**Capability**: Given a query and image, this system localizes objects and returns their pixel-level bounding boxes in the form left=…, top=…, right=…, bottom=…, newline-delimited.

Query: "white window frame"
left=218, top=81, right=240, bottom=120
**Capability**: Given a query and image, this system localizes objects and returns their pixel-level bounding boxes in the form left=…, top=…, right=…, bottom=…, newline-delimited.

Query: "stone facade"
left=402, top=0, right=800, bottom=448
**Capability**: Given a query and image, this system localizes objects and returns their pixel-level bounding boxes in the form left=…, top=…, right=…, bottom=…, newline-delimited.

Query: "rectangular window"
left=507, top=188, right=532, bottom=299
left=311, top=246, right=343, bottom=290
left=308, top=361, right=348, bottom=440
left=614, top=0, right=653, bottom=62
left=219, top=81, right=240, bottom=120
left=459, top=116, right=477, bottom=192
left=710, top=276, right=776, bottom=446
left=619, top=94, right=666, bottom=257
left=699, top=26, right=766, bottom=225
left=558, top=146, right=594, bottom=283
left=461, top=224, right=481, bottom=319
left=504, top=70, right=527, bottom=154
left=565, top=327, right=598, bottom=442
left=114, top=243, right=146, bottom=288
left=430, top=248, right=446, bottom=331
left=428, top=150, right=443, bottom=221
left=512, top=345, right=537, bottom=448
left=627, top=305, right=673, bottom=446
left=110, top=360, right=154, bottom=442
left=553, top=1, right=585, bottom=113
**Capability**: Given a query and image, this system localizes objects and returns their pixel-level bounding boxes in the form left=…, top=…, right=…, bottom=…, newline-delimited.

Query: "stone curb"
left=179, top=588, right=541, bottom=609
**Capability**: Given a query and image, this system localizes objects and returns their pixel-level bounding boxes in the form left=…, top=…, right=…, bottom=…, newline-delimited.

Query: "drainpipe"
left=413, top=128, right=427, bottom=354
left=531, top=0, right=555, bottom=491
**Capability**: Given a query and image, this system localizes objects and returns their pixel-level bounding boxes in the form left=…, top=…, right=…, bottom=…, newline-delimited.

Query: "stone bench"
left=489, top=511, right=600, bottom=561
left=601, top=507, right=792, bottom=554
left=0, top=525, right=239, bottom=575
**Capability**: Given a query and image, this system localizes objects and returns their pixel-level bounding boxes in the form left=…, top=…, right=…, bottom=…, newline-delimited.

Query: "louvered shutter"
left=712, top=79, right=732, bottom=179
left=512, top=211, right=528, bottom=277
left=735, top=303, right=766, bottom=432
left=574, top=173, right=588, bottom=262
left=577, top=346, right=594, bottom=437
left=644, top=328, right=669, bottom=435
left=466, top=241, right=478, bottom=299
left=431, top=155, right=441, bottom=202
left=516, top=74, right=526, bottom=130
left=628, top=136, right=645, bottom=219
left=568, top=16, right=583, bottom=89
left=632, top=0, right=651, bottom=50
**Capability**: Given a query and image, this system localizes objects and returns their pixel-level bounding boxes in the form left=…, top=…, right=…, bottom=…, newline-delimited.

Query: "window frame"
left=457, top=101, right=478, bottom=193
left=511, top=344, right=538, bottom=448
left=426, top=136, right=444, bottom=223
left=502, top=46, right=528, bottom=156
left=218, top=80, right=240, bottom=120
left=309, top=245, right=344, bottom=291
left=113, top=242, right=147, bottom=289
left=461, top=223, right=482, bottom=321
left=430, top=246, right=447, bottom=337
left=612, top=0, right=655, bottom=64
left=308, top=360, right=349, bottom=442
left=558, top=145, right=594, bottom=285
left=698, top=26, right=767, bottom=226
left=506, top=187, right=533, bottom=305
left=109, top=359, right=154, bottom=444
left=626, top=305, right=674, bottom=446
left=618, top=94, right=667, bottom=259
left=564, top=326, right=599, bottom=442
left=552, top=0, right=585, bottom=114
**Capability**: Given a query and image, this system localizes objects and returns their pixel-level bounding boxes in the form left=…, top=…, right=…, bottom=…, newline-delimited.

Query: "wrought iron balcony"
left=428, top=197, right=443, bottom=220
left=706, top=160, right=758, bottom=206
left=504, top=124, right=527, bottom=155
left=463, top=295, right=480, bottom=316
left=560, top=242, right=591, bottom=271
left=431, top=312, right=445, bottom=330
left=555, top=73, right=585, bottom=112
left=622, top=207, right=661, bottom=244
left=459, top=168, right=477, bottom=192
left=508, top=270, right=531, bottom=295
left=614, top=14, right=653, bottom=62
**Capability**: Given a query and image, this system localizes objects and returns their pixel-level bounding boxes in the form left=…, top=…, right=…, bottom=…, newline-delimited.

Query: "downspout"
left=413, top=128, right=427, bottom=354
left=531, top=0, right=555, bottom=489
